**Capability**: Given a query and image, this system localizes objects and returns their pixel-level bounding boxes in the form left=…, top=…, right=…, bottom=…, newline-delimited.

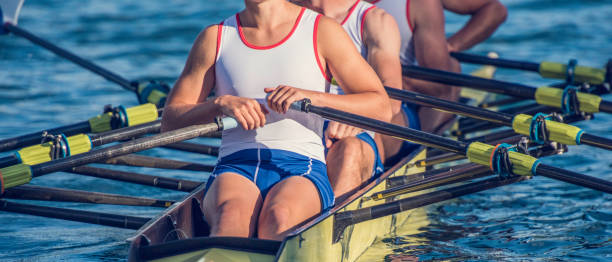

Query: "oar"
left=402, top=65, right=612, bottom=114
left=0, top=103, right=159, bottom=153
left=451, top=52, right=610, bottom=85
left=69, top=166, right=201, bottom=192
left=332, top=175, right=527, bottom=242
left=0, top=116, right=161, bottom=168
left=291, top=99, right=612, bottom=194
left=3, top=185, right=175, bottom=208
left=0, top=117, right=236, bottom=193
left=101, top=154, right=215, bottom=172
left=0, top=200, right=150, bottom=229
left=385, top=87, right=612, bottom=150
left=0, top=0, right=169, bottom=107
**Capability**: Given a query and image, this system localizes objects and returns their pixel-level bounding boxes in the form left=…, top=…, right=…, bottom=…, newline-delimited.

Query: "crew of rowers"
left=161, top=0, right=507, bottom=241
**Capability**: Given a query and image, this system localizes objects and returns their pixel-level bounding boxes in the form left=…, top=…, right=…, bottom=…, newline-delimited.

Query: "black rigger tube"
left=402, top=65, right=612, bottom=114
left=292, top=100, right=612, bottom=194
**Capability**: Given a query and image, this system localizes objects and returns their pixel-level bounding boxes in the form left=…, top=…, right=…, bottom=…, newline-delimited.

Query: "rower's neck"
left=242, top=0, right=297, bottom=29
left=300, top=0, right=359, bottom=24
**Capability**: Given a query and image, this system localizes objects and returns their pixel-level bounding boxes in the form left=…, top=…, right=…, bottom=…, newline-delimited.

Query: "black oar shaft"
left=4, top=23, right=135, bottom=92
left=162, top=142, right=219, bottom=156
left=0, top=121, right=90, bottom=153
left=403, top=65, right=537, bottom=98
left=3, top=185, right=174, bottom=208
left=385, top=87, right=514, bottom=125
left=535, top=164, right=612, bottom=194
left=402, top=65, right=612, bottom=114
left=0, top=200, right=149, bottom=229
left=102, top=154, right=214, bottom=172
left=30, top=121, right=222, bottom=177
left=306, top=105, right=468, bottom=154
left=90, top=120, right=161, bottom=146
left=451, top=52, right=540, bottom=72
left=297, top=102, right=610, bottom=194
left=69, top=166, right=201, bottom=192
left=580, top=134, right=612, bottom=150
left=0, top=156, right=20, bottom=168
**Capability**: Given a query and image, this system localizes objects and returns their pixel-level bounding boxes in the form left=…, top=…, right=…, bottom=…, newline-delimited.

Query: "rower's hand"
left=264, top=85, right=314, bottom=114
left=214, top=95, right=268, bottom=130
left=324, top=121, right=362, bottom=148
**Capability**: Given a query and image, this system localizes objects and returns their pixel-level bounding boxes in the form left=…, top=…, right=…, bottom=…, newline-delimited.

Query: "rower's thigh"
left=257, top=176, right=322, bottom=240
left=203, top=172, right=262, bottom=237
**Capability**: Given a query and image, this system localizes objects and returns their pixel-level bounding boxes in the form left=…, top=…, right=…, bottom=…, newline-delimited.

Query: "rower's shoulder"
left=362, top=6, right=397, bottom=30
left=361, top=7, right=399, bottom=41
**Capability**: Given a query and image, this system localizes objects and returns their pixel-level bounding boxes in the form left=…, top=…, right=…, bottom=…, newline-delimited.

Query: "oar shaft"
left=0, top=121, right=90, bottom=153
left=402, top=65, right=537, bottom=98
left=535, top=164, right=612, bottom=194
left=31, top=121, right=224, bottom=177
left=451, top=52, right=540, bottom=72
left=3, top=23, right=135, bottom=92
left=3, top=185, right=174, bottom=207
left=90, top=120, right=161, bottom=147
left=385, top=87, right=514, bottom=125
left=69, top=166, right=201, bottom=192
left=306, top=105, right=468, bottom=154
left=162, top=142, right=219, bottom=156
left=101, top=154, right=214, bottom=172
left=579, top=133, right=612, bottom=150
left=0, top=200, right=149, bottom=229
left=402, top=65, right=612, bottom=114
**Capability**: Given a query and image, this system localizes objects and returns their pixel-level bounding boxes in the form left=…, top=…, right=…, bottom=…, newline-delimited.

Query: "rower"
left=292, top=0, right=402, bottom=199
left=442, top=0, right=508, bottom=52
left=161, top=0, right=391, bottom=241
left=368, top=0, right=507, bottom=167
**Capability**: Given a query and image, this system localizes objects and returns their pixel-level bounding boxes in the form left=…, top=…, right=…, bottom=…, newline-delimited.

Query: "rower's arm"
left=362, top=7, right=403, bottom=114
left=406, top=0, right=458, bottom=99
left=314, top=16, right=392, bottom=122
left=442, top=0, right=508, bottom=52
left=161, top=25, right=221, bottom=132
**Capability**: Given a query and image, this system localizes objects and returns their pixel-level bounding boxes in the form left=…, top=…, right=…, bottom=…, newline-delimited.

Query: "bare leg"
left=326, top=136, right=376, bottom=199
left=257, top=176, right=323, bottom=240
left=203, top=172, right=262, bottom=237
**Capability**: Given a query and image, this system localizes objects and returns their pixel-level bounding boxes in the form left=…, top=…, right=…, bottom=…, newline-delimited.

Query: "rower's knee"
left=210, top=201, right=255, bottom=237
left=328, top=137, right=367, bottom=166
left=257, top=204, right=292, bottom=240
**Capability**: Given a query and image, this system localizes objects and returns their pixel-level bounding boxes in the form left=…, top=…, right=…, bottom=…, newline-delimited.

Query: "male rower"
left=442, top=0, right=508, bottom=52
left=293, top=0, right=403, bottom=199
left=161, top=0, right=390, bottom=240
left=369, top=0, right=507, bottom=167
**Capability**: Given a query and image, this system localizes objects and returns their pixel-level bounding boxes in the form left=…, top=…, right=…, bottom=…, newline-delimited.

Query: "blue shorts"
left=323, top=121, right=385, bottom=178
left=385, top=102, right=421, bottom=168
left=205, top=149, right=334, bottom=211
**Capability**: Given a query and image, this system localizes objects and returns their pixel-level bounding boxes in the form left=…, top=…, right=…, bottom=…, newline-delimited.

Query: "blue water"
left=0, top=0, right=610, bottom=261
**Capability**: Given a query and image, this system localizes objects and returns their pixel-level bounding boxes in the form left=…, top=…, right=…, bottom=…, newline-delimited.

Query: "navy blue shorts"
left=385, top=102, right=421, bottom=168
left=205, top=149, right=334, bottom=211
left=323, top=122, right=385, bottom=178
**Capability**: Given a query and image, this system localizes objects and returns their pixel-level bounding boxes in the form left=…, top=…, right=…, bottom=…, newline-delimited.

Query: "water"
left=0, top=0, right=610, bottom=261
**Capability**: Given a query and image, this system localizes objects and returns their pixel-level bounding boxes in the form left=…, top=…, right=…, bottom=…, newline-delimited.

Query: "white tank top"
left=372, top=0, right=416, bottom=66
left=329, top=0, right=376, bottom=95
left=214, top=8, right=330, bottom=162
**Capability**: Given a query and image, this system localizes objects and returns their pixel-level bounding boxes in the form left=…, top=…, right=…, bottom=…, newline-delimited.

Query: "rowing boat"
left=126, top=66, right=497, bottom=262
